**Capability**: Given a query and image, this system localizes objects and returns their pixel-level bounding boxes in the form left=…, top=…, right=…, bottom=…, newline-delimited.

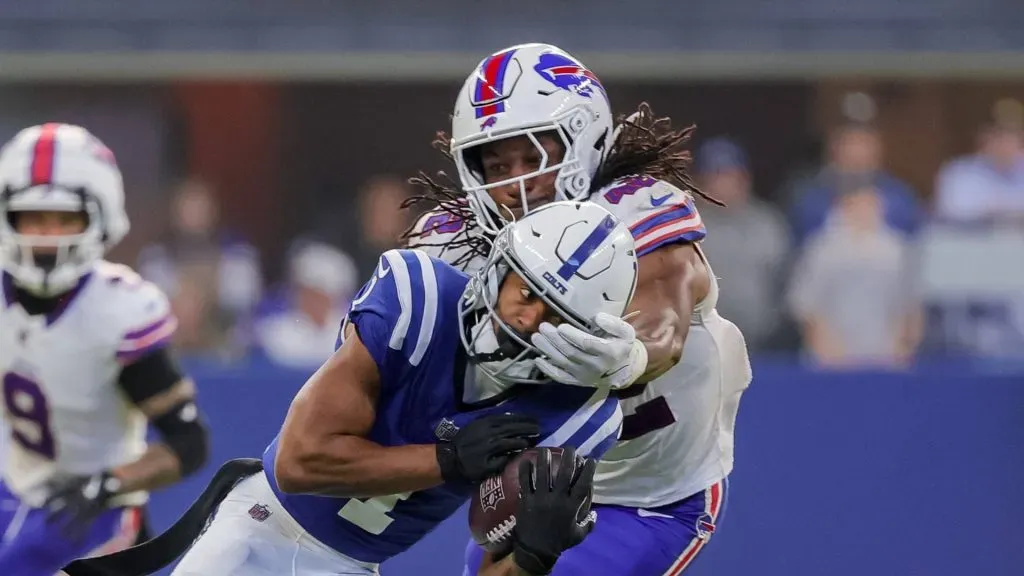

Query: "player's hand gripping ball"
left=468, top=446, right=596, bottom=558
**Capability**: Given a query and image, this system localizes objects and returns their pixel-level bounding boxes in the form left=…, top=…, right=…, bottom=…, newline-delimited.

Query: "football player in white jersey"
left=0, top=123, right=210, bottom=575
left=406, top=43, right=753, bottom=575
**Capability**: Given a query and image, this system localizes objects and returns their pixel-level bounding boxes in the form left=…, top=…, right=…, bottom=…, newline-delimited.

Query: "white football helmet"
left=0, top=123, right=129, bottom=296
left=451, top=43, right=614, bottom=236
left=459, top=201, right=638, bottom=385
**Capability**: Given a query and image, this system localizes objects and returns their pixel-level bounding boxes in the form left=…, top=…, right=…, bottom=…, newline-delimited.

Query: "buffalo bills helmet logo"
left=534, top=53, right=606, bottom=100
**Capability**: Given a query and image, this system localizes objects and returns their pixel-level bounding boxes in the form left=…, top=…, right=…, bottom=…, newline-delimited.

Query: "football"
left=468, top=447, right=589, bottom=556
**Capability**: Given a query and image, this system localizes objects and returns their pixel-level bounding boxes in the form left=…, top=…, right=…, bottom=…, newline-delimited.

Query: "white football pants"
left=171, top=473, right=379, bottom=576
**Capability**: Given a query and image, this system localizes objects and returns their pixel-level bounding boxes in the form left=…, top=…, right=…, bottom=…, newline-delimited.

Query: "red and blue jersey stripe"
left=473, top=49, right=517, bottom=119
left=629, top=198, right=707, bottom=257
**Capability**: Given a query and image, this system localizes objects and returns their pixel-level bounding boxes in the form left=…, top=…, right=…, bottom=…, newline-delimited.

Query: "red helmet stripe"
left=30, top=123, right=60, bottom=186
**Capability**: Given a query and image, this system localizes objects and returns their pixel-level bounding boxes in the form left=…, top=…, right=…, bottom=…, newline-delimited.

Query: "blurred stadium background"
left=3, top=1, right=1023, bottom=574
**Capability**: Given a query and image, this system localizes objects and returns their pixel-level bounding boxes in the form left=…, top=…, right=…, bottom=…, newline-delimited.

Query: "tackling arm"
left=627, top=243, right=708, bottom=383
left=274, top=323, right=444, bottom=498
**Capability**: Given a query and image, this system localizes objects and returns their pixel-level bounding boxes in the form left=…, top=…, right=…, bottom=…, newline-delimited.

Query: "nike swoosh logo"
left=637, top=509, right=674, bottom=519
left=378, top=260, right=391, bottom=279
left=650, top=193, right=673, bottom=206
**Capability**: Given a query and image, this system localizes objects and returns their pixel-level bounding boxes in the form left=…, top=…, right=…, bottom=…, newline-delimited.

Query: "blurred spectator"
left=253, top=241, right=358, bottom=368
left=138, top=178, right=263, bottom=355
left=352, top=175, right=413, bottom=278
left=787, top=183, right=922, bottom=368
left=934, top=98, right=1024, bottom=224
left=695, top=137, right=790, bottom=350
left=788, top=122, right=923, bottom=244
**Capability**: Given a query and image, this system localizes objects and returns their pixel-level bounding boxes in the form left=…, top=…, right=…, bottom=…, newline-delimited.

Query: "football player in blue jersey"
left=64, top=200, right=642, bottom=576
left=406, top=43, right=751, bottom=576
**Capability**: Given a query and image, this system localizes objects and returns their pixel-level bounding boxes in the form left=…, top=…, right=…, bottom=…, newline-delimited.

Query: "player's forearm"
left=111, top=443, right=182, bottom=493
left=632, top=308, right=687, bottom=384
left=275, top=435, right=443, bottom=497
left=629, top=245, right=698, bottom=384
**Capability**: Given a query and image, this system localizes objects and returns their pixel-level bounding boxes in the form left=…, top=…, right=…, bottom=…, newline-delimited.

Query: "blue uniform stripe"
left=556, top=214, right=618, bottom=280
left=398, top=251, right=427, bottom=362
left=563, top=396, right=618, bottom=455
left=409, top=251, right=440, bottom=366
left=588, top=427, right=620, bottom=459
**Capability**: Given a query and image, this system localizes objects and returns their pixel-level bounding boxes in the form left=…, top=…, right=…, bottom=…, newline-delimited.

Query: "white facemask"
left=466, top=314, right=538, bottom=399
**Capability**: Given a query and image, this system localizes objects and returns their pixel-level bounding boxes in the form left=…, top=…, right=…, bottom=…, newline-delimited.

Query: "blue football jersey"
left=262, top=249, right=622, bottom=564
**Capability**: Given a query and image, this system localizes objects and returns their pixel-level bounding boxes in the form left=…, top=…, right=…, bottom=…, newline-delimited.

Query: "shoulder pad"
left=346, top=249, right=462, bottom=372
left=407, top=209, right=469, bottom=247
left=591, top=176, right=707, bottom=257
left=405, top=209, right=487, bottom=272
left=94, top=262, right=177, bottom=363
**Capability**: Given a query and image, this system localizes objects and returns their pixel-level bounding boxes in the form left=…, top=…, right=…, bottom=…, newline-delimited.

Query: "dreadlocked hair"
left=400, top=105, right=725, bottom=267
left=399, top=131, right=491, bottom=268
left=593, top=102, right=724, bottom=207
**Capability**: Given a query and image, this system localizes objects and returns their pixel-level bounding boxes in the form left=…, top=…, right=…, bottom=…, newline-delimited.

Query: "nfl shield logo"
left=434, top=418, right=460, bottom=441
left=248, top=503, right=272, bottom=523
left=478, top=476, right=505, bottom=512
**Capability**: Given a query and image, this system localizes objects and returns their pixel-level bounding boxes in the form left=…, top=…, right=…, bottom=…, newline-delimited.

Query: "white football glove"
left=531, top=312, right=648, bottom=390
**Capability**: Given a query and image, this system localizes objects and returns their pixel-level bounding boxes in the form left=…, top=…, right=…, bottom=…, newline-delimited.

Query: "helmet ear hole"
left=568, top=113, right=587, bottom=135
left=567, top=174, right=588, bottom=196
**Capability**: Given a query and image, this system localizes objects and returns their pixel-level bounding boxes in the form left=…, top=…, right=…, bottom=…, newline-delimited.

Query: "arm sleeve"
left=116, top=347, right=186, bottom=405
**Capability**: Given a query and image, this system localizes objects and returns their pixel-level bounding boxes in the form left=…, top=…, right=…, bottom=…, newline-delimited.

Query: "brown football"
left=468, top=447, right=588, bottom=556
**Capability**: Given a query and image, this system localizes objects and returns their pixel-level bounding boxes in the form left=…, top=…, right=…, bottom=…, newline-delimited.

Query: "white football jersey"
left=411, top=176, right=752, bottom=507
left=0, top=260, right=177, bottom=507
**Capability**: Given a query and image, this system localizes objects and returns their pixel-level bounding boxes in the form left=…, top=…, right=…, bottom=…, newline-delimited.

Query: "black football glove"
left=436, top=413, right=540, bottom=487
left=512, top=447, right=597, bottom=576
left=44, top=471, right=122, bottom=542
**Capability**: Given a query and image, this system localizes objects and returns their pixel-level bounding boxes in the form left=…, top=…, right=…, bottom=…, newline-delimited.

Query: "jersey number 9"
left=2, top=373, right=57, bottom=459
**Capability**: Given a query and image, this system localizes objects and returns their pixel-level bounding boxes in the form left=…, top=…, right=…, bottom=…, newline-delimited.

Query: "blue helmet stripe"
left=556, top=214, right=617, bottom=281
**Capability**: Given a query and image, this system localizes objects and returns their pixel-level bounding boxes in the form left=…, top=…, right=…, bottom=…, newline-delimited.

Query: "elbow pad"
left=152, top=400, right=210, bottom=477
